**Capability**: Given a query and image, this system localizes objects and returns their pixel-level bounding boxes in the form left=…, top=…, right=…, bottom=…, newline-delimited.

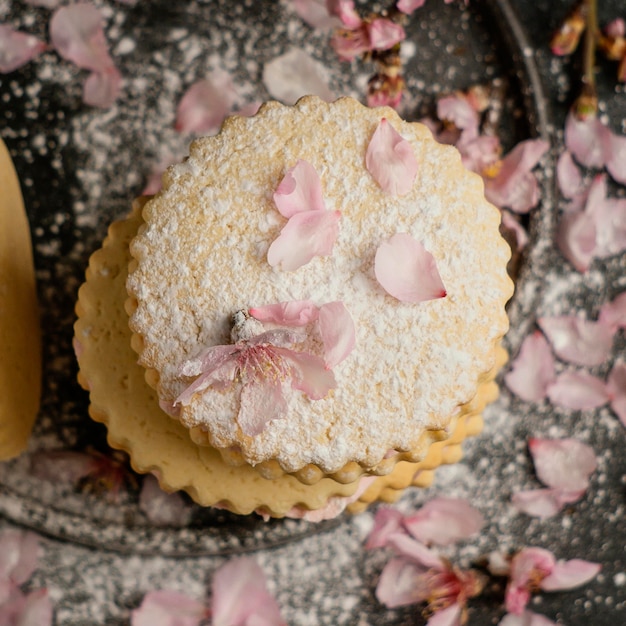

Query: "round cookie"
left=126, top=96, right=513, bottom=482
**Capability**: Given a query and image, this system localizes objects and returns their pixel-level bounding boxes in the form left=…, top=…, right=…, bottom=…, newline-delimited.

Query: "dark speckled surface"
left=0, top=1, right=625, bottom=624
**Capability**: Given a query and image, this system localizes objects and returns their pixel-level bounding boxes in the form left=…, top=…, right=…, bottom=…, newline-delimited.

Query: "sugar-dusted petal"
left=49, top=3, right=114, bottom=72
left=238, top=378, right=287, bottom=436
left=397, top=0, right=427, bottom=15
left=427, top=603, right=463, bottom=626
left=499, top=611, right=558, bottom=626
left=386, top=533, right=445, bottom=570
left=366, top=119, right=418, bottom=196
left=375, top=557, right=431, bottom=608
left=556, top=209, right=597, bottom=272
left=504, top=331, right=556, bottom=402
left=131, top=590, right=205, bottom=626
left=540, top=559, right=601, bottom=591
left=267, top=209, right=341, bottom=271
left=211, top=557, right=286, bottom=626
left=528, top=437, right=597, bottom=492
left=0, top=25, right=46, bottom=74
left=29, top=449, right=99, bottom=484
left=556, top=151, right=584, bottom=199
left=374, top=233, right=446, bottom=303
left=138, top=475, right=192, bottom=527
left=0, top=529, right=40, bottom=585
left=83, top=66, right=122, bottom=108
left=318, top=301, right=356, bottom=368
left=605, top=127, right=626, bottom=185
left=175, top=72, right=237, bottom=134
left=607, top=360, right=626, bottom=427
left=365, top=507, right=404, bottom=549
left=16, top=589, right=54, bottom=626
left=326, top=0, right=361, bottom=28
left=599, top=292, right=626, bottom=330
left=292, top=0, right=339, bottom=30
left=249, top=300, right=319, bottom=326
left=273, top=160, right=326, bottom=218
left=278, top=348, right=336, bottom=399
left=511, top=488, right=584, bottom=519
left=564, top=112, right=609, bottom=169
left=263, top=47, right=334, bottom=105
left=367, top=18, right=406, bottom=51
left=538, top=315, right=615, bottom=366
left=403, top=497, right=484, bottom=546
left=547, top=370, right=610, bottom=410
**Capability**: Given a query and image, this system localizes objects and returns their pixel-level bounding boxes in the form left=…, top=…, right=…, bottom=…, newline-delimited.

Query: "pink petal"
left=273, top=160, right=326, bottom=218
left=538, top=315, right=614, bottom=366
left=365, top=507, right=404, bottom=549
left=547, top=370, right=610, bottom=410
left=374, top=233, right=446, bottom=303
left=0, top=26, right=46, bottom=74
left=249, top=300, right=320, bottom=326
left=139, top=475, right=191, bottom=526
left=599, top=292, right=626, bottom=330
left=504, top=331, right=556, bottom=402
left=0, top=530, right=40, bottom=585
left=375, top=557, right=431, bottom=608
left=540, top=559, right=601, bottom=591
left=267, top=209, right=341, bottom=271
left=326, top=0, right=361, bottom=28
left=318, top=301, right=356, bottom=368
left=397, top=0, right=427, bottom=15
left=604, top=127, right=626, bottom=184
left=211, top=557, right=285, bottom=626
left=366, top=119, right=418, bottom=196
left=16, top=589, right=54, bottom=626
left=427, top=603, right=463, bottom=626
left=458, top=134, right=501, bottom=173
left=528, top=437, right=597, bottom=492
left=238, top=379, right=288, bottom=436
left=386, top=534, right=445, bottom=570
left=607, top=360, right=626, bottom=427
left=501, top=210, right=530, bottom=251
left=49, top=3, right=115, bottom=72
left=589, top=195, right=626, bottom=259
left=330, top=25, right=371, bottom=61
left=175, top=72, right=237, bottom=134
left=437, top=95, right=480, bottom=135
left=367, top=18, right=406, bottom=51
left=131, top=590, right=205, bottom=626
left=556, top=151, right=584, bottom=199
left=403, top=497, right=484, bottom=546
left=292, top=0, right=339, bottom=30
left=83, top=66, right=122, bottom=108
left=499, top=611, right=558, bottom=626
left=511, top=488, right=584, bottom=519
left=564, top=113, right=609, bottom=169
left=506, top=547, right=556, bottom=614
left=29, top=449, right=99, bottom=484
left=556, top=208, right=597, bottom=272
left=278, top=348, right=336, bottom=399
left=484, top=139, right=549, bottom=213
left=142, top=156, right=179, bottom=195
left=605, top=18, right=626, bottom=38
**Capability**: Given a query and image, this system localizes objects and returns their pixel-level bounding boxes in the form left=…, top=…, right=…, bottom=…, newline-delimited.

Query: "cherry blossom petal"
left=142, top=156, right=179, bottom=195
left=83, top=66, right=122, bottom=108
left=499, top=611, right=558, bottom=626
left=538, top=315, right=614, bottom=366
left=397, top=0, right=427, bottom=15
left=540, top=559, right=601, bottom=591
left=589, top=195, right=626, bottom=259
left=427, top=603, right=463, bottom=626
left=437, top=95, right=480, bottom=136
left=273, top=160, right=326, bottom=218
left=318, top=301, right=356, bottom=368
left=512, top=488, right=584, bottom=519
left=501, top=210, right=530, bottom=251
left=506, top=547, right=556, bottom=615
left=330, top=25, right=371, bottom=61
left=292, top=0, right=339, bottom=30
left=211, top=557, right=285, bottom=626
left=599, top=292, right=626, bottom=330
left=547, top=370, right=610, bottom=410
left=175, top=72, right=237, bottom=134
left=326, top=0, right=361, bottom=28
left=16, top=589, right=54, bottom=626
left=366, top=119, right=418, bottom=196
left=386, top=533, right=445, bottom=570
left=403, top=497, right=484, bottom=546
left=139, top=475, right=192, bottom=527
left=374, top=233, right=446, bottom=303
left=267, top=209, right=341, bottom=271
left=278, top=348, right=336, bottom=399
left=29, top=449, right=99, bottom=484
left=0, top=530, right=40, bottom=585
left=556, top=208, right=597, bottom=272
left=504, top=331, right=556, bottom=402
left=607, top=360, right=626, bottom=427
left=367, top=18, right=406, bottom=51
left=249, top=300, right=319, bottom=326
left=49, top=3, right=115, bottom=72
left=0, top=26, right=46, bottom=74
left=556, top=151, right=584, bottom=199
left=484, top=139, right=550, bottom=214
left=605, top=128, right=626, bottom=184
left=459, top=134, right=501, bottom=173
left=528, top=437, right=597, bottom=492
left=564, top=112, right=609, bottom=169
left=365, top=507, right=404, bottom=549
left=375, top=557, right=432, bottom=608
left=238, top=378, right=288, bottom=436
left=263, top=47, right=334, bottom=105
left=131, top=590, right=205, bottom=626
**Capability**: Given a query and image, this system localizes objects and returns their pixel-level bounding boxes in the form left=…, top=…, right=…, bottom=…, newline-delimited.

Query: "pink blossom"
left=505, top=547, right=600, bottom=615
left=267, top=160, right=340, bottom=271
left=249, top=300, right=320, bottom=326
left=326, top=0, right=361, bottom=28
left=138, top=475, right=192, bottom=527
left=436, top=95, right=480, bottom=139
left=365, top=507, right=404, bottom=549
left=397, top=0, right=427, bottom=15
left=504, top=331, right=556, bottom=402
left=175, top=71, right=238, bottom=134
left=141, top=156, right=180, bottom=195
left=0, top=25, right=47, bottom=74
left=375, top=233, right=446, bottom=303
left=556, top=150, right=584, bottom=199
left=292, top=0, right=340, bottom=30
left=0, top=588, right=53, bottom=626
left=511, top=488, right=583, bottom=519
left=565, top=112, right=626, bottom=184
left=0, top=530, right=40, bottom=586
left=331, top=18, right=405, bottom=61
left=83, top=65, right=122, bottom=108
left=368, top=18, right=406, bottom=51
left=499, top=610, right=558, bottom=626
left=546, top=370, right=609, bottom=410
left=366, top=118, right=418, bottom=195
left=176, top=310, right=335, bottom=436
left=501, top=210, right=530, bottom=251
left=131, top=590, right=206, bottom=626
left=599, top=291, right=626, bottom=330
left=538, top=314, right=615, bottom=366
left=607, top=360, right=626, bottom=427
left=483, top=139, right=550, bottom=214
